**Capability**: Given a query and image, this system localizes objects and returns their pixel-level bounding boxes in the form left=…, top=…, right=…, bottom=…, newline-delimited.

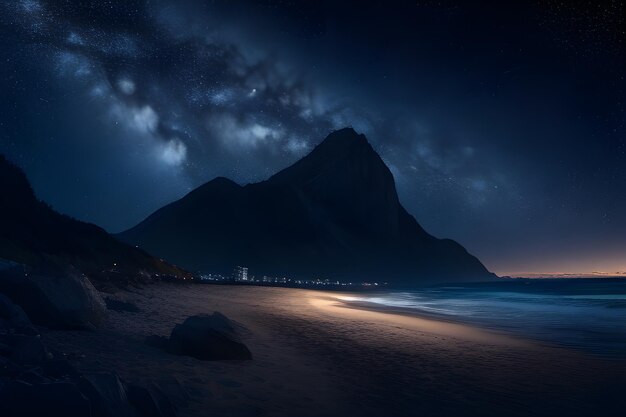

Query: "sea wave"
left=337, top=279, right=626, bottom=358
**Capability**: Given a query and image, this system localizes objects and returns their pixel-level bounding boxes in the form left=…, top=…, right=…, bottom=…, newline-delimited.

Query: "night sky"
left=1, top=0, right=624, bottom=276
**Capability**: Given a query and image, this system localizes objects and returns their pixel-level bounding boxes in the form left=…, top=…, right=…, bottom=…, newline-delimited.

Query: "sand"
left=41, top=284, right=626, bottom=417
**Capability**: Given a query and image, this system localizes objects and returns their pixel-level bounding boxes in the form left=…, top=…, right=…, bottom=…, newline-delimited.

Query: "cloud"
left=161, top=139, right=187, bottom=166
left=5, top=0, right=351, bottom=176
left=130, top=106, right=159, bottom=134
left=208, top=114, right=284, bottom=150
left=117, top=78, right=135, bottom=95
left=55, top=52, right=92, bottom=79
left=20, top=0, right=42, bottom=14
left=66, top=31, right=85, bottom=46
left=285, top=137, right=310, bottom=155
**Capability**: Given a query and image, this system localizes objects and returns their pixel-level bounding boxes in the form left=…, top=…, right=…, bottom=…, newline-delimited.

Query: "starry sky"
left=1, top=0, right=624, bottom=276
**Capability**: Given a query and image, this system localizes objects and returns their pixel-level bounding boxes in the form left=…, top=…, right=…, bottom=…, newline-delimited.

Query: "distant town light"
left=197, top=267, right=386, bottom=290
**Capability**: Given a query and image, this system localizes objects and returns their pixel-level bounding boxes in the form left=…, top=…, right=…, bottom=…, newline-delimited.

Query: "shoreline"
left=40, top=283, right=625, bottom=417
left=305, top=291, right=534, bottom=348
left=319, top=287, right=626, bottom=359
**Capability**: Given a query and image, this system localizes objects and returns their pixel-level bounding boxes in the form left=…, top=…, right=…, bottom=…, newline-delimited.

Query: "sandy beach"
left=41, top=284, right=625, bottom=417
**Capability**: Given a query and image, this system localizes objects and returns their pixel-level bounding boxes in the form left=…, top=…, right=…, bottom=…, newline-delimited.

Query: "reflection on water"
left=339, top=279, right=626, bottom=357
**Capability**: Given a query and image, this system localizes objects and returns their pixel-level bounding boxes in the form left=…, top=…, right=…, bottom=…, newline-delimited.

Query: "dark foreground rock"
left=0, top=265, right=107, bottom=330
left=0, top=370, right=179, bottom=417
left=77, top=372, right=135, bottom=417
left=0, top=293, right=37, bottom=335
left=0, top=288, right=179, bottom=417
left=126, top=383, right=177, bottom=417
left=147, top=312, right=252, bottom=360
left=0, top=380, right=92, bottom=417
left=0, top=293, right=30, bottom=326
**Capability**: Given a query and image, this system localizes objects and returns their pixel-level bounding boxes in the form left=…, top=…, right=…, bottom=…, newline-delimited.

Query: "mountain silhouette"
left=119, top=128, right=496, bottom=283
left=0, top=154, right=189, bottom=283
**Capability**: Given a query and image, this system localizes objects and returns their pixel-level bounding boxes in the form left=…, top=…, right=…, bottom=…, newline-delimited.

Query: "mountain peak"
left=312, top=127, right=370, bottom=155
left=321, top=126, right=367, bottom=144
left=268, top=128, right=382, bottom=186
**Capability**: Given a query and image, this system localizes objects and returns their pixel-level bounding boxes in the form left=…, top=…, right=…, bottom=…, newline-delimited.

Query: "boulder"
left=0, top=293, right=31, bottom=326
left=0, top=380, right=92, bottom=417
left=167, top=312, right=251, bottom=360
left=125, top=382, right=177, bottom=417
left=77, top=372, right=134, bottom=417
left=0, top=265, right=106, bottom=330
left=154, top=376, right=189, bottom=409
left=0, top=293, right=37, bottom=335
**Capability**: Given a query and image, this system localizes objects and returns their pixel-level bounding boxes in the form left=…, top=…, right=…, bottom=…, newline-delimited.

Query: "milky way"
left=1, top=1, right=624, bottom=275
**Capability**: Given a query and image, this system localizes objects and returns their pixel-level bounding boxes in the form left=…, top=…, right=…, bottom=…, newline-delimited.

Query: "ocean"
left=339, top=279, right=626, bottom=357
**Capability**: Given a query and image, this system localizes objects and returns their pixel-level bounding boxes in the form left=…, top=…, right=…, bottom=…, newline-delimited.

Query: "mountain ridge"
left=0, top=154, right=190, bottom=285
left=119, top=128, right=496, bottom=284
